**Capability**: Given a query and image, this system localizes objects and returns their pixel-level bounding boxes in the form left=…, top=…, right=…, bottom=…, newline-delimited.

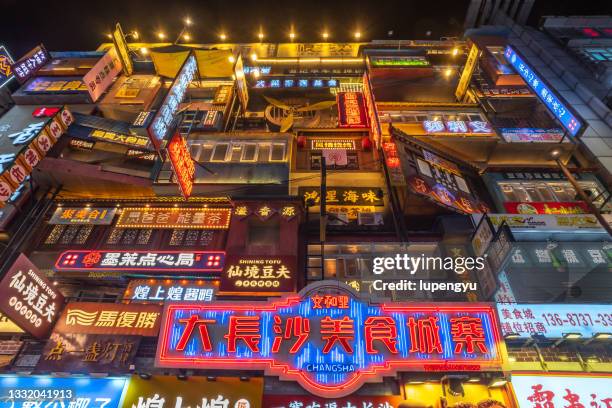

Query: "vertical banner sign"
left=167, top=131, right=196, bottom=199
left=0, top=253, right=64, bottom=338
left=156, top=282, right=504, bottom=398
left=0, top=376, right=128, bottom=408
left=504, top=45, right=582, bottom=137
left=148, top=53, right=198, bottom=149
left=362, top=72, right=382, bottom=146
left=112, top=23, right=133, bottom=76
left=83, top=46, right=123, bottom=102
left=10, top=44, right=50, bottom=83
left=455, top=44, right=479, bottom=101
left=234, top=54, right=249, bottom=110
left=337, top=92, right=369, bottom=128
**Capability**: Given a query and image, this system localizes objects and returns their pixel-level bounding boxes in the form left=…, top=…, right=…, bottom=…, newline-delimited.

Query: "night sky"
left=0, top=0, right=609, bottom=57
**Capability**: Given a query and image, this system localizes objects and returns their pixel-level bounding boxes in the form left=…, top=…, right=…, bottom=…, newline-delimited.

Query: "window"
left=211, top=143, right=229, bottom=161
left=241, top=144, right=258, bottom=161
left=229, top=145, right=243, bottom=161
left=258, top=144, right=271, bottom=163
left=270, top=143, right=286, bottom=161
left=248, top=219, right=280, bottom=250
left=106, top=228, right=152, bottom=245
left=169, top=229, right=215, bottom=246
left=45, top=225, right=93, bottom=245
left=199, top=145, right=213, bottom=162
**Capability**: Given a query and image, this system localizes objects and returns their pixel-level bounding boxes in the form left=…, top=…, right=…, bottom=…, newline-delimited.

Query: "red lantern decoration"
left=297, top=136, right=307, bottom=149
left=361, top=137, right=372, bottom=151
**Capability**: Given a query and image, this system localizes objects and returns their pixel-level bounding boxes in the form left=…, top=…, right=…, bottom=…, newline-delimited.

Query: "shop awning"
left=149, top=46, right=234, bottom=78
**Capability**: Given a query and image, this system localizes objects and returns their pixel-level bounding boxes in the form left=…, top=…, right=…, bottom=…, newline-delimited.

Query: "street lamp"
left=219, top=33, right=227, bottom=41
left=157, top=32, right=166, bottom=40
left=175, top=16, right=193, bottom=44
left=322, top=32, right=329, bottom=40
left=354, top=31, right=361, bottom=40
left=289, top=32, right=296, bottom=41
left=258, top=32, right=264, bottom=41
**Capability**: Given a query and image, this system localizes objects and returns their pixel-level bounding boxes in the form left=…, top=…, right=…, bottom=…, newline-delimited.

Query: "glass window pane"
left=258, top=144, right=270, bottom=162
left=241, top=144, right=257, bottom=161
left=270, top=143, right=285, bottom=161
left=211, top=144, right=229, bottom=161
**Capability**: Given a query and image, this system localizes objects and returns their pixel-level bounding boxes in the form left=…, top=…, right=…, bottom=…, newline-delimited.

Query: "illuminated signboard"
left=504, top=201, right=590, bottom=215
left=422, top=120, right=492, bottom=135
left=298, top=187, right=384, bottom=206
left=500, top=128, right=565, bottom=143
left=498, top=303, right=612, bottom=339
left=362, top=72, right=381, bottom=145
left=112, top=23, right=133, bottom=76
left=213, top=84, right=233, bottom=104
left=370, top=56, right=429, bottom=67
left=148, top=53, right=198, bottom=149
left=167, top=132, right=195, bottom=199
left=53, top=301, right=162, bottom=336
left=483, top=213, right=603, bottom=231
left=265, top=395, right=404, bottom=408
left=49, top=207, right=117, bottom=225
left=122, top=376, right=263, bottom=408
left=24, top=77, right=88, bottom=93
left=11, top=44, right=50, bottom=83
left=233, top=54, right=249, bottom=109
left=90, top=129, right=150, bottom=148
left=55, top=250, right=225, bottom=274
left=455, top=44, right=479, bottom=100
left=156, top=282, right=504, bottom=398
left=116, top=207, right=231, bottom=229
left=337, top=92, right=369, bottom=128
left=382, top=141, right=406, bottom=186
left=220, top=255, right=296, bottom=295
left=0, top=46, right=15, bottom=88
left=83, top=46, right=123, bottom=102
left=125, top=279, right=217, bottom=303
left=512, top=375, right=612, bottom=407
left=505, top=45, right=582, bottom=137
left=254, top=78, right=339, bottom=88
left=0, top=254, right=64, bottom=339
left=311, top=139, right=355, bottom=150
left=0, top=376, right=128, bottom=408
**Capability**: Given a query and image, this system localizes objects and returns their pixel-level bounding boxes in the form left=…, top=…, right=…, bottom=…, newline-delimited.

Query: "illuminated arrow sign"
left=156, top=282, right=504, bottom=398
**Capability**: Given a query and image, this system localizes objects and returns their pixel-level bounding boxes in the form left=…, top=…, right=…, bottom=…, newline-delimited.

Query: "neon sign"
left=148, top=53, right=198, bottom=149
left=55, top=250, right=225, bottom=274
left=505, top=45, right=582, bottom=137
left=167, top=132, right=195, bottom=199
left=337, top=92, right=369, bottom=128
left=11, top=44, right=49, bottom=83
left=156, top=282, right=504, bottom=398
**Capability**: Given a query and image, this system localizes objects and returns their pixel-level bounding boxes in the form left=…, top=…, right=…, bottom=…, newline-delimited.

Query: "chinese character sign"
left=148, top=53, right=198, bottom=148
left=337, top=92, right=369, bottom=128
left=125, top=279, right=217, bottom=303
left=298, top=187, right=384, bottom=207
left=167, top=132, right=195, bottom=199
left=55, top=250, right=226, bottom=274
left=156, top=283, right=503, bottom=398
left=0, top=253, right=64, bottom=338
left=504, top=46, right=582, bottom=137
left=121, top=376, right=263, bottom=408
left=37, top=333, right=141, bottom=373
left=53, top=301, right=162, bottom=336
left=497, top=303, right=612, bottom=339
left=220, top=255, right=296, bottom=295
left=10, top=44, right=50, bottom=83
left=0, top=375, right=128, bottom=408
left=49, top=207, right=117, bottom=225
left=90, top=129, right=150, bottom=148
left=116, top=207, right=231, bottom=229
left=264, top=395, right=405, bottom=408
left=83, top=46, right=123, bottom=102
left=512, top=375, right=612, bottom=408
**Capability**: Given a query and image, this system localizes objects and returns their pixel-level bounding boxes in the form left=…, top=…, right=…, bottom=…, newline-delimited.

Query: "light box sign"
left=497, top=303, right=612, bottom=339
left=482, top=213, right=603, bottom=231
left=24, top=77, right=88, bottom=94
left=83, top=46, right=123, bottom=102
left=337, top=92, right=369, bottom=128
left=55, top=250, right=225, bottom=274
left=220, top=255, right=297, bottom=295
left=148, top=53, right=198, bottom=149
left=504, top=45, right=582, bottom=137
left=422, top=120, right=492, bottom=135
left=167, top=132, right=195, bottom=199
left=500, top=128, right=565, bottom=143
left=504, top=201, right=589, bottom=215
left=265, top=395, right=404, bottom=408
left=116, top=207, right=231, bottom=229
left=125, top=279, right=217, bottom=303
left=0, top=46, right=15, bottom=88
left=89, top=129, right=150, bottom=148
left=156, top=283, right=504, bottom=398
left=0, top=253, right=64, bottom=339
left=11, top=44, right=50, bottom=83
left=512, top=374, right=612, bottom=408
left=49, top=207, right=116, bottom=225
left=0, top=375, right=128, bottom=408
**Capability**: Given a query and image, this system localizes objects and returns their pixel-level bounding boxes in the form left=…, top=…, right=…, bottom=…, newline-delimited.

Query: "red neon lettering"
left=450, top=316, right=488, bottom=354
left=224, top=316, right=261, bottom=352
left=364, top=316, right=398, bottom=354
left=321, top=316, right=354, bottom=353
left=271, top=315, right=310, bottom=353
left=407, top=316, right=442, bottom=354
left=176, top=315, right=215, bottom=352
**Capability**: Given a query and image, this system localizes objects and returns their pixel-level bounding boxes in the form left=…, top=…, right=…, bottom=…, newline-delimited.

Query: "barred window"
left=170, top=229, right=215, bottom=246
left=45, top=225, right=93, bottom=246
left=107, top=228, right=152, bottom=245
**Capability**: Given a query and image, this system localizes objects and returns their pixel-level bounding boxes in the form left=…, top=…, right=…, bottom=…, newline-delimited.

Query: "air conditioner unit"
left=327, top=212, right=349, bottom=226
left=358, top=212, right=384, bottom=226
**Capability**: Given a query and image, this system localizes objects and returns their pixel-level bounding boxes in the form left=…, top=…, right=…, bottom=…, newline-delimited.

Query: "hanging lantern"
left=361, top=137, right=373, bottom=151
left=297, top=136, right=307, bottom=149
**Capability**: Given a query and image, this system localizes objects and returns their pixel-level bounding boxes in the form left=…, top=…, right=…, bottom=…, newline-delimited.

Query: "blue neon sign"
left=504, top=45, right=582, bottom=137
left=0, top=376, right=128, bottom=408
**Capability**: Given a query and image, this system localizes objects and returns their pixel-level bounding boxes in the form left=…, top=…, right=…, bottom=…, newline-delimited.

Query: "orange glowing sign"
left=167, top=132, right=195, bottom=199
